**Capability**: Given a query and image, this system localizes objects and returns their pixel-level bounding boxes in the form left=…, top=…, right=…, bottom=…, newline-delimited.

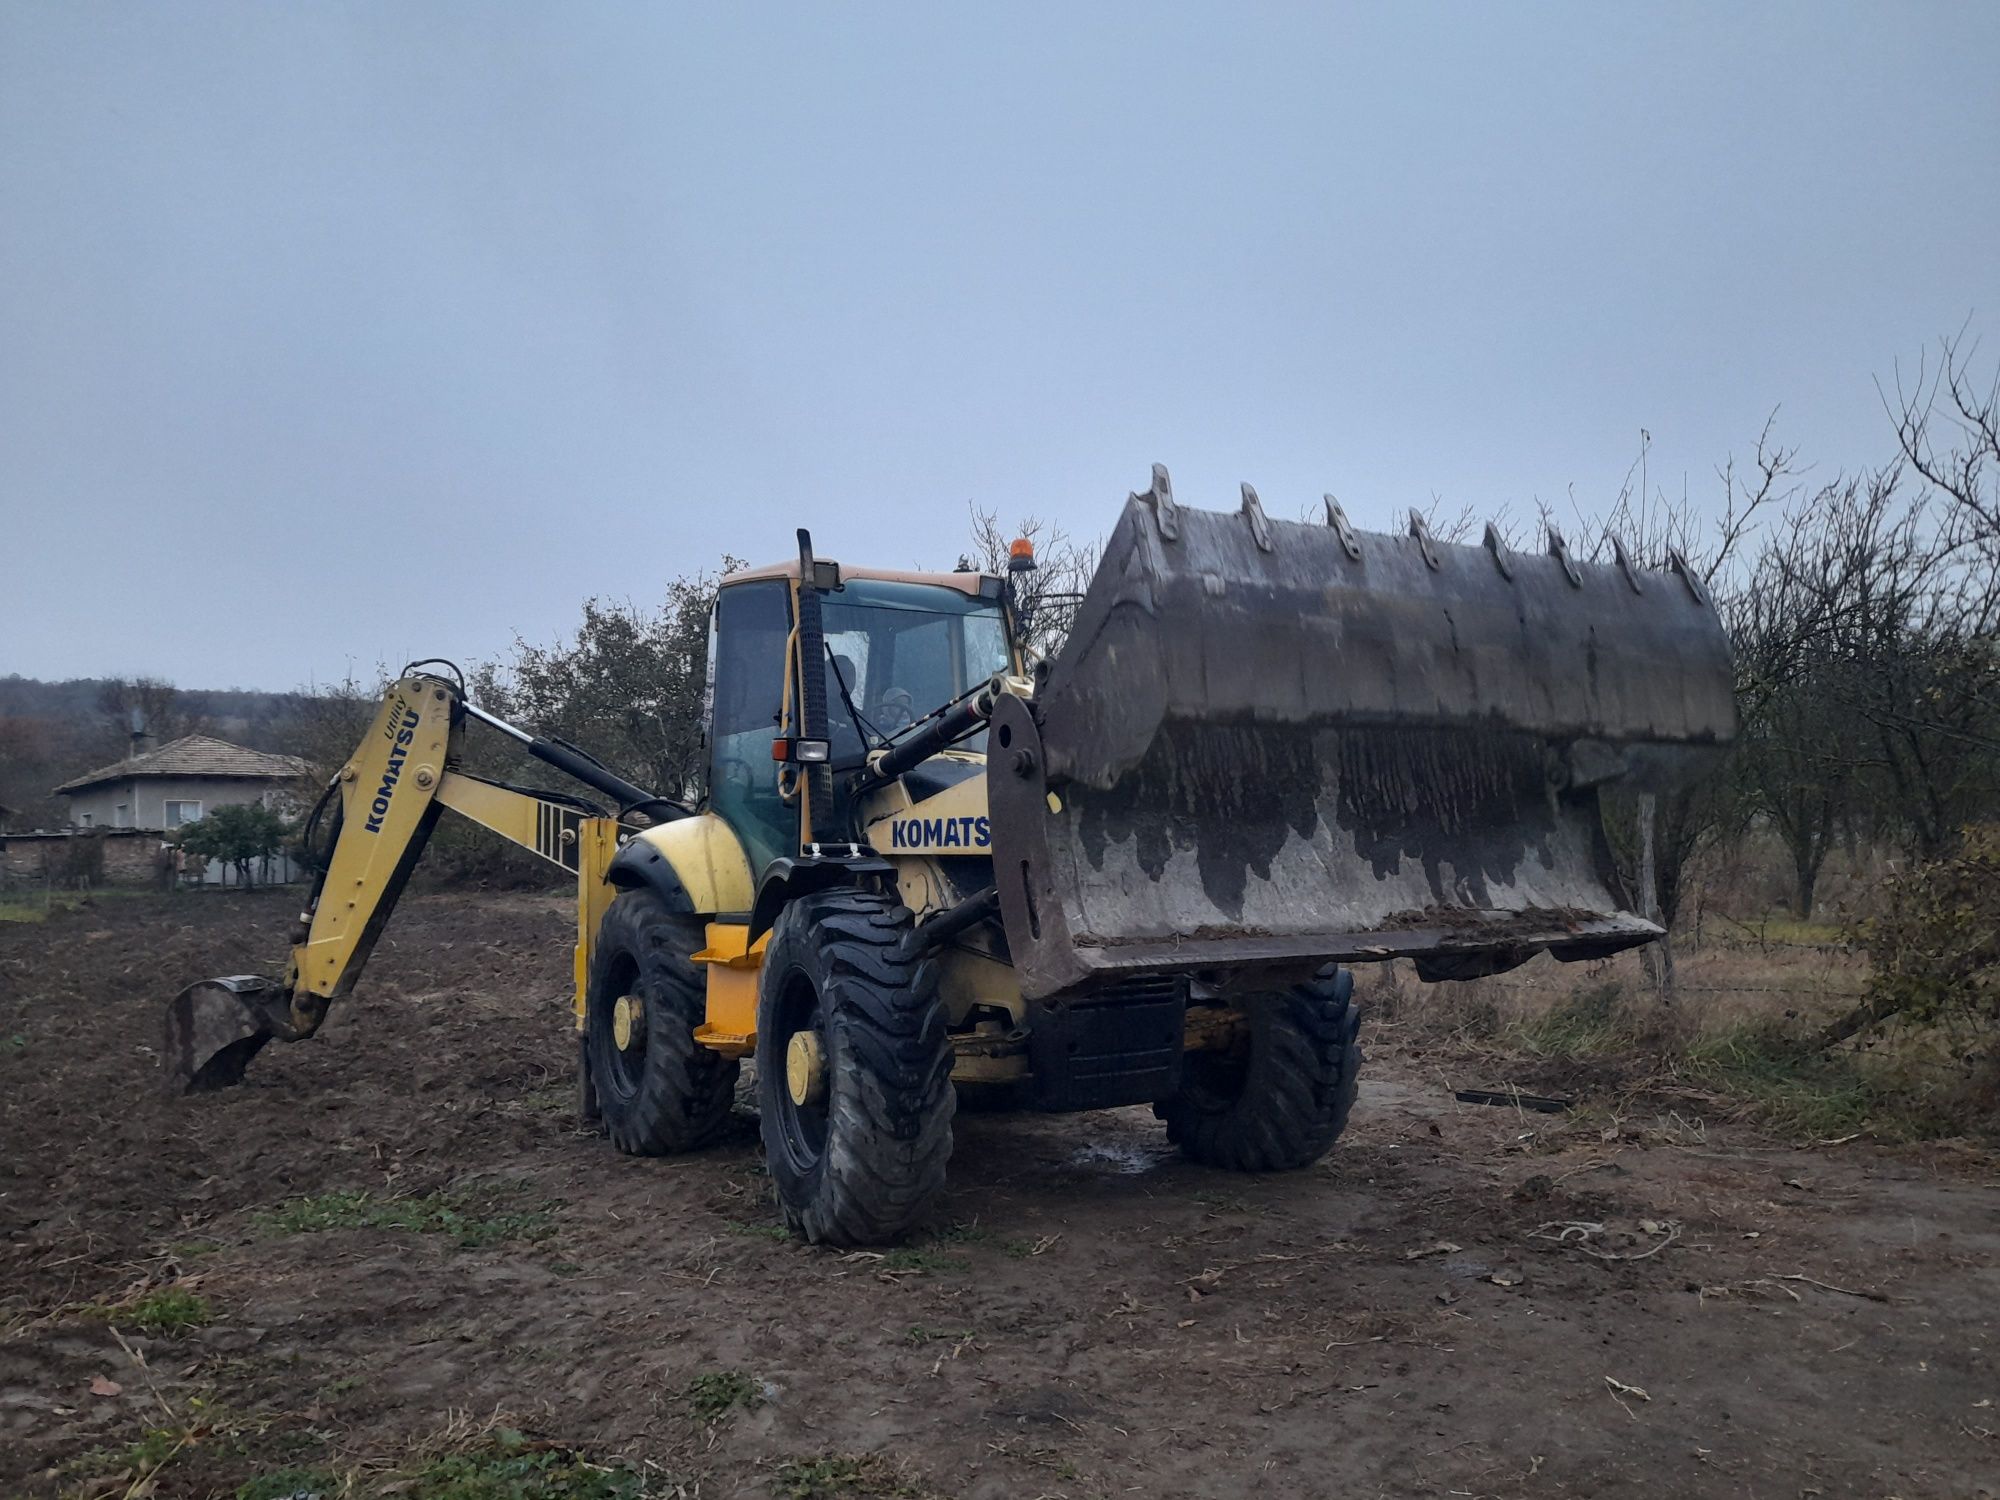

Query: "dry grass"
left=62, top=1401, right=671, bottom=1500
left=1363, top=924, right=1985, bottom=1142
left=0, top=888, right=149, bottom=923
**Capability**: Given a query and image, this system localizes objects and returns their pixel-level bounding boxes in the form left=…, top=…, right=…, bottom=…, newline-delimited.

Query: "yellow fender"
left=609, top=812, right=755, bottom=915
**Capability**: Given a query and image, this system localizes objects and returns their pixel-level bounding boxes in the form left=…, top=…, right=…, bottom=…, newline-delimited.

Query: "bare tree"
left=1726, top=505, right=1874, bottom=915
left=960, top=506, right=1098, bottom=661
left=1575, top=421, right=1798, bottom=982
left=286, top=672, right=385, bottom=788
left=1881, top=328, right=2000, bottom=755
left=1885, top=326, right=2000, bottom=556
left=95, top=676, right=209, bottom=747
left=473, top=558, right=743, bottom=805
left=1758, top=466, right=1999, bottom=862
left=1568, top=415, right=1799, bottom=591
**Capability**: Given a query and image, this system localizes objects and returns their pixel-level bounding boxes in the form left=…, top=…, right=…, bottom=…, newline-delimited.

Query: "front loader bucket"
left=164, top=976, right=295, bottom=1093
left=988, top=469, right=1736, bottom=1000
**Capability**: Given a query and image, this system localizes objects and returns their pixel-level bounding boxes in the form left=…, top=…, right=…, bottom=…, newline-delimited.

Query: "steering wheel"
left=874, top=689, right=916, bottom=735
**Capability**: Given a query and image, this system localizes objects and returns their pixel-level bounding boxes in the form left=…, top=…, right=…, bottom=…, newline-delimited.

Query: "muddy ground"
left=2, top=892, right=1995, bottom=1499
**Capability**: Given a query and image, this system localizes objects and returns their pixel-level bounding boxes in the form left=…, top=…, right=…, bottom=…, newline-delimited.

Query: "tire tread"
left=588, top=889, right=738, bottom=1156
left=759, top=889, right=954, bottom=1245
left=1159, top=969, right=1362, bottom=1172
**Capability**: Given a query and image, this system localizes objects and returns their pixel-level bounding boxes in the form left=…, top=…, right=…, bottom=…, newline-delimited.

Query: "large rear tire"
left=1157, top=966, right=1361, bottom=1171
left=756, top=888, right=955, bottom=1245
left=586, top=888, right=739, bottom=1155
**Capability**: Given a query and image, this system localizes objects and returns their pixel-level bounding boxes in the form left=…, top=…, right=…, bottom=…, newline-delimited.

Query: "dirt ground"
left=3, top=892, right=1995, bottom=1499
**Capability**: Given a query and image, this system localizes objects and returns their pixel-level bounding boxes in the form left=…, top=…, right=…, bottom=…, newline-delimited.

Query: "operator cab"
left=705, top=561, right=1016, bottom=875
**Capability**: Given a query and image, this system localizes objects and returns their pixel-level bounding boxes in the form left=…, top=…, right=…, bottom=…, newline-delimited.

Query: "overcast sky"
left=2, top=2, right=1995, bottom=691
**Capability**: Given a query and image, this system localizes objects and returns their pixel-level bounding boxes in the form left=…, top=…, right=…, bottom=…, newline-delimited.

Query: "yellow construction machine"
left=166, top=469, right=1735, bottom=1243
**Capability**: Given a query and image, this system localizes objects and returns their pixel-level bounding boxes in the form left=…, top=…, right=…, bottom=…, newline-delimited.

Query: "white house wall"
left=65, top=776, right=290, bottom=831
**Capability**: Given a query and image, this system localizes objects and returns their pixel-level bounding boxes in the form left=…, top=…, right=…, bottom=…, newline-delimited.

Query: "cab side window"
left=707, top=580, right=795, bottom=877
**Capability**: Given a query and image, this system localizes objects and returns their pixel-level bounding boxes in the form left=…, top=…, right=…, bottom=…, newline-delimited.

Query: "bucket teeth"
left=1610, top=534, right=1644, bottom=593
left=1546, top=525, right=1583, bottom=587
left=1323, top=495, right=1362, bottom=559
left=1239, top=483, right=1274, bottom=552
left=1483, top=521, right=1515, bottom=579
left=1408, top=508, right=1441, bottom=570
left=1668, top=547, right=1707, bottom=604
left=1134, top=462, right=1180, bottom=541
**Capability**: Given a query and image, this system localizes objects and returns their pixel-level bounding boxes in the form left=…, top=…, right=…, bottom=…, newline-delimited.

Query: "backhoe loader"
left=166, top=468, right=1735, bottom=1244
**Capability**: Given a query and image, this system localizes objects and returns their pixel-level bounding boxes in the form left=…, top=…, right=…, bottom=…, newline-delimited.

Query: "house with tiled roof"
left=54, top=734, right=308, bottom=832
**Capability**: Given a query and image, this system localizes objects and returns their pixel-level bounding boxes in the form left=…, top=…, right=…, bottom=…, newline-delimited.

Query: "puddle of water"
left=1065, top=1140, right=1171, bottom=1175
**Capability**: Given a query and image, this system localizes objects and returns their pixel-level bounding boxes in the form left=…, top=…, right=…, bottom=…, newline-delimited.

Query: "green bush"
left=1685, top=1019, right=1960, bottom=1141
left=1854, top=825, right=2000, bottom=1033
left=176, top=802, right=295, bottom=887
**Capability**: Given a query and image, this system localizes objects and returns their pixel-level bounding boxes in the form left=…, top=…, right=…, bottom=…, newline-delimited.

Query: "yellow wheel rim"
left=785, top=1030, right=827, bottom=1108
left=612, top=994, right=646, bottom=1052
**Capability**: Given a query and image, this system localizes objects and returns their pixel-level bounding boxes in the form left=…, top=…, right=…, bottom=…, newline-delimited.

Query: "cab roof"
left=721, top=560, right=999, bottom=598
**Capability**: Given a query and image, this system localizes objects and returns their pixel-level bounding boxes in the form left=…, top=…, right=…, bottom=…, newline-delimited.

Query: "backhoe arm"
left=163, top=671, right=667, bottom=1092
left=278, top=673, right=459, bottom=1037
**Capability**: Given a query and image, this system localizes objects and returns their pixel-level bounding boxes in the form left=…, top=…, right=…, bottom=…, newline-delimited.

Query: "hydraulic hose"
left=458, top=699, right=684, bottom=820
left=864, top=687, right=993, bottom=787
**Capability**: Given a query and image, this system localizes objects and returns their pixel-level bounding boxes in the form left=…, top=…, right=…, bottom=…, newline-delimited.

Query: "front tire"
left=756, top=888, right=954, bottom=1244
left=1157, top=966, right=1361, bottom=1171
left=586, top=889, right=739, bottom=1155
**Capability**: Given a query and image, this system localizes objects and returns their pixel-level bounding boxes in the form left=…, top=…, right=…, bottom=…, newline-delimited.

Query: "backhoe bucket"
left=164, top=976, right=295, bottom=1093
left=988, top=471, right=1736, bottom=1001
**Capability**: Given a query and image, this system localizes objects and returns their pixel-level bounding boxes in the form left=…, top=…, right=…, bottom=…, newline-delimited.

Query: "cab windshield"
left=820, top=579, right=1012, bottom=763
left=706, top=574, right=1014, bottom=876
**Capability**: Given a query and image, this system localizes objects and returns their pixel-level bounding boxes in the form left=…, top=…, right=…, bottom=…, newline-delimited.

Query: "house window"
left=164, top=800, right=203, bottom=827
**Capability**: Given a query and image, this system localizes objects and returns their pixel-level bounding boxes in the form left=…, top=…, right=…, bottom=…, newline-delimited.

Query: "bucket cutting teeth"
left=1546, top=525, right=1584, bottom=586
left=1239, top=483, right=1274, bottom=552
left=1134, top=462, right=1180, bottom=540
left=1323, top=495, right=1362, bottom=559
left=1407, top=508, right=1441, bottom=570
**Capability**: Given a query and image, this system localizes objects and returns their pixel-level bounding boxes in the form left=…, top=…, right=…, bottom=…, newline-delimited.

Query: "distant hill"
left=0, top=675, right=315, bottom=830
left=0, top=676, right=303, bottom=735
